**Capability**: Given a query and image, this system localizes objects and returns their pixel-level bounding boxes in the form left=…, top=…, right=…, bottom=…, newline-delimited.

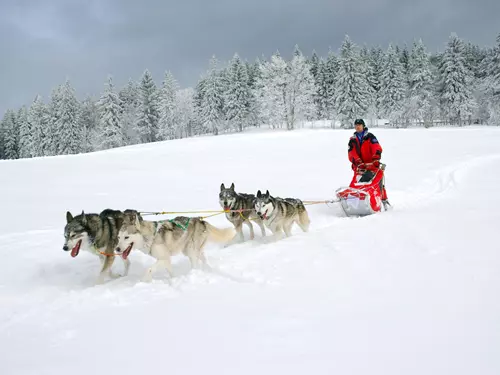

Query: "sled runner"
left=335, top=164, right=386, bottom=217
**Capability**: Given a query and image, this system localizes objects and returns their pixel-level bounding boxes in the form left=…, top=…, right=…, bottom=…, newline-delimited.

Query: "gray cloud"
left=1, top=0, right=499, bottom=115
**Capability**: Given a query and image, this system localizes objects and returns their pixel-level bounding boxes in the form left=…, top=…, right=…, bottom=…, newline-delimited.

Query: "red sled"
left=335, top=165, right=385, bottom=217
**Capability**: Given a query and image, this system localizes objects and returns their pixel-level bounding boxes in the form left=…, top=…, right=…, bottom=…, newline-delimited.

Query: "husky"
left=253, top=190, right=310, bottom=241
left=219, top=183, right=266, bottom=244
left=63, top=208, right=128, bottom=284
left=114, top=209, right=235, bottom=282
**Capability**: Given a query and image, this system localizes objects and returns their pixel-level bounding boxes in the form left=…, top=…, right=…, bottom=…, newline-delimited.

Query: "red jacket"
left=348, top=129, right=383, bottom=168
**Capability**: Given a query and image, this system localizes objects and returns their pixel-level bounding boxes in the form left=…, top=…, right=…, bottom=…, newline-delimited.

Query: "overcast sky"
left=1, top=0, right=499, bottom=115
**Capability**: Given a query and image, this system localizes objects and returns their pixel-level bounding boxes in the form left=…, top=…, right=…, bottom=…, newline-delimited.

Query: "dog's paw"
left=141, top=272, right=153, bottom=283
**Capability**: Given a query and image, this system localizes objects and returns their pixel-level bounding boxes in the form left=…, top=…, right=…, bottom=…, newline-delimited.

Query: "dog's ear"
left=66, top=211, right=73, bottom=223
left=230, top=182, right=235, bottom=191
left=220, top=183, right=225, bottom=191
left=137, top=212, right=144, bottom=224
left=265, top=190, right=270, bottom=198
left=257, top=190, right=262, bottom=198
left=134, top=214, right=141, bottom=228
left=81, top=210, right=87, bottom=225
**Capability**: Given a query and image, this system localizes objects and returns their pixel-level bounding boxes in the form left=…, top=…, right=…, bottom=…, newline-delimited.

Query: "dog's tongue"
left=224, top=206, right=230, bottom=211
left=121, top=243, right=133, bottom=260
left=71, top=240, right=81, bottom=257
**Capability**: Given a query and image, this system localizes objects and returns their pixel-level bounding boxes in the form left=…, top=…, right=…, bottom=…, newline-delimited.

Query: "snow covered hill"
left=1, top=127, right=499, bottom=375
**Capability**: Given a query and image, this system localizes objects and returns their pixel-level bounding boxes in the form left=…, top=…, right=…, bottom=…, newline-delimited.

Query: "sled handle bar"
left=356, top=162, right=386, bottom=172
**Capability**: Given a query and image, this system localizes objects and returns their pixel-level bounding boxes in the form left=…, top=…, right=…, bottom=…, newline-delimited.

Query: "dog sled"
left=335, top=163, right=386, bottom=217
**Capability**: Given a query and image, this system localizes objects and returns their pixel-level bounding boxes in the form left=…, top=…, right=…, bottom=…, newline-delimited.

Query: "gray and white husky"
left=115, top=210, right=234, bottom=281
left=219, top=182, right=266, bottom=244
left=63, top=208, right=129, bottom=284
left=253, top=190, right=310, bottom=241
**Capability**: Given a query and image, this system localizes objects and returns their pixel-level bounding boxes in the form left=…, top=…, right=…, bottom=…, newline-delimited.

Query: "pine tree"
left=225, top=53, right=250, bottom=132
left=309, top=50, right=323, bottom=120
left=119, top=79, right=140, bottom=145
left=2, top=110, right=19, bottom=159
left=483, top=33, right=500, bottom=124
left=286, top=45, right=316, bottom=129
left=379, top=43, right=406, bottom=125
left=438, top=33, right=476, bottom=126
left=54, top=79, right=81, bottom=155
left=200, top=56, right=224, bottom=135
left=193, top=78, right=208, bottom=135
left=360, top=45, right=376, bottom=122
left=246, top=58, right=262, bottom=127
left=309, top=51, right=320, bottom=82
left=29, top=95, right=51, bottom=157
left=17, top=106, right=32, bottom=158
left=176, top=88, right=196, bottom=138
left=46, top=86, right=62, bottom=156
left=368, top=46, right=384, bottom=119
left=158, top=71, right=179, bottom=140
left=97, top=76, right=124, bottom=150
left=405, top=39, right=435, bottom=126
left=79, top=96, right=99, bottom=152
left=321, top=50, right=338, bottom=122
left=334, top=35, right=372, bottom=127
left=492, top=34, right=500, bottom=92
left=136, top=69, right=160, bottom=143
left=0, top=113, right=4, bottom=159
left=400, top=43, right=411, bottom=84
left=255, top=51, right=288, bottom=129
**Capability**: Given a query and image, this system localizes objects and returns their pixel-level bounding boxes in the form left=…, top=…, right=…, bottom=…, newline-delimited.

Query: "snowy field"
left=1, top=127, right=500, bottom=375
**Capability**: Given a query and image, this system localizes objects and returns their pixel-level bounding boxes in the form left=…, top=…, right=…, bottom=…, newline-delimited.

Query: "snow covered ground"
left=1, top=127, right=499, bottom=375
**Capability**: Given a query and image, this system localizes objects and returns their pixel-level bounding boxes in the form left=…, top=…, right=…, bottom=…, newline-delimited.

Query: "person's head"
left=354, top=119, right=366, bottom=133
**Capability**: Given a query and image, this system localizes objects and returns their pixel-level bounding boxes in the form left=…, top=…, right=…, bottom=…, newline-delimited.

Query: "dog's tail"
left=297, top=202, right=310, bottom=232
left=205, top=222, right=235, bottom=244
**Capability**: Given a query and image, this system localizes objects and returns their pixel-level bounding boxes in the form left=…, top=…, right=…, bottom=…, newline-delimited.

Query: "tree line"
left=1, top=32, right=499, bottom=160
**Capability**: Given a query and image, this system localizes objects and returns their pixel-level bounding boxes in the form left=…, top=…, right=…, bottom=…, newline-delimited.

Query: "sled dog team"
left=63, top=183, right=310, bottom=284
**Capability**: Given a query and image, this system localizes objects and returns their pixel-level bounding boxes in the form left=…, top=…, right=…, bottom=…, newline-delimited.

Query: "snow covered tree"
left=200, top=56, right=224, bottom=135
left=308, top=51, right=322, bottom=119
left=136, top=69, right=160, bottom=143
left=225, top=53, right=250, bottom=132
left=79, top=95, right=99, bottom=152
left=119, top=79, right=140, bottom=144
left=309, top=51, right=320, bottom=82
left=158, top=71, right=179, bottom=140
left=368, top=46, right=384, bottom=120
left=360, top=45, right=376, bottom=122
left=319, top=50, right=338, bottom=122
left=17, top=106, right=32, bottom=158
left=2, top=110, right=19, bottom=159
left=246, top=58, right=262, bottom=127
left=97, top=76, right=124, bottom=150
left=379, top=43, right=406, bottom=125
left=405, top=39, right=435, bottom=126
left=478, top=33, right=500, bottom=125
left=29, top=95, right=51, bottom=157
left=176, top=88, right=196, bottom=138
left=400, top=43, right=411, bottom=85
left=0, top=113, right=4, bottom=159
left=53, top=79, right=82, bottom=155
left=286, top=45, right=316, bottom=129
left=46, top=86, right=62, bottom=156
left=193, top=78, right=208, bottom=134
left=438, top=33, right=476, bottom=126
left=255, top=51, right=288, bottom=129
left=334, top=35, right=372, bottom=127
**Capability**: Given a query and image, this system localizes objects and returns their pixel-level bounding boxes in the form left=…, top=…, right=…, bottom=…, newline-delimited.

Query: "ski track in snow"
left=1, top=127, right=500, bottom=375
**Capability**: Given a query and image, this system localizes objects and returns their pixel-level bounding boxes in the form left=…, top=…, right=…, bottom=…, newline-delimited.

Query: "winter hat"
left=354, top=118, right=366, bottom=128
